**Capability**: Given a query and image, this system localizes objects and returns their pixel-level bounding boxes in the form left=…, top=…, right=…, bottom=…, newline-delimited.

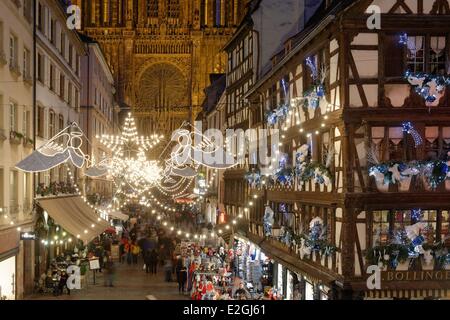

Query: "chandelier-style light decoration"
left=88, top=113, right=165, bottom=200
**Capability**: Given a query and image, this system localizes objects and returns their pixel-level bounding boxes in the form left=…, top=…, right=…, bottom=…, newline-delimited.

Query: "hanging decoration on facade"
left=263, top=205, right=274, bottom=237
left=266, top=57, right=328, bottom=126
left=304, top=56, right=327, bottom=109
left=16, top=123, right=88, bottom=172
left=243, top=144, right=333, bottom=189
left=402, top=121, right=423, bottom=147
left=368, top=160, right=449, bottom=190
left=405, top=70, right=450, bottom=103
left=398, top=32, right=409, bottom=45
left=295, top=144, right=333, bottom=188
left=367, top=210, right=450, bottom=271
left=244, top=169, right=262, bottom=189
left=287, top=217, right=336, bottom=259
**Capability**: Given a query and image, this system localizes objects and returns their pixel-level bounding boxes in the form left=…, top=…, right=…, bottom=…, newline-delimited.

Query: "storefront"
left=269, top=255, right=331, bottom=300
left=0, top=255, right=16, bottom=300
left=233, top=236, right=273, bottom=297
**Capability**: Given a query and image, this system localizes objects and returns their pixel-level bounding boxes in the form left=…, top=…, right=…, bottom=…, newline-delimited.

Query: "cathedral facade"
left=73, top=0, right=249, bottom=137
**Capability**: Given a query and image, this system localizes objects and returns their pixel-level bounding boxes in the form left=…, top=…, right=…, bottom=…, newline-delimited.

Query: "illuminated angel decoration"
left=163, top=128, right=236, bottom=180
left=16, top=123, right=88, bottom=172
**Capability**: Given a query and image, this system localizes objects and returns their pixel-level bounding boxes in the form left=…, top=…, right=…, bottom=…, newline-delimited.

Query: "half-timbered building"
left=241, top=0, right=450, bottom=299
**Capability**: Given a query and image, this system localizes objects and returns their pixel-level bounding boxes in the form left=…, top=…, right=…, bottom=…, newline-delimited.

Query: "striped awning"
left=364, top=288, right=448, bottom=299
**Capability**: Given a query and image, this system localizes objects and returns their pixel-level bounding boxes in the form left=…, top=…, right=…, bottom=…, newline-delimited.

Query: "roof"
left=223, top=0, right=262, bottom=51
left=202, top=74, right=226, bottom=115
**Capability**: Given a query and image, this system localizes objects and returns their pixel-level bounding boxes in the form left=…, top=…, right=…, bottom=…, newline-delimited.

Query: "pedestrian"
left=131, top=241, right=140, bottom=265
left=175, top=255, right=183, bottom=282
left=178, top=265, right=187, bottom=294
left=119, top=238, right=125, bottom=264
left=125, top=240, right=132, bottom=265
left=164, top=259, right=173, bottom=282
left=57, top=271, right=70, bottom=295
left=103, top=252, right=115, bottom=287
left=149, top=249, right=158, bottom=274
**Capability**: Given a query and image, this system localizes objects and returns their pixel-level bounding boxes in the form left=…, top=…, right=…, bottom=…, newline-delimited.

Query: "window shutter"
left=384, top=35, right=405, bottom=77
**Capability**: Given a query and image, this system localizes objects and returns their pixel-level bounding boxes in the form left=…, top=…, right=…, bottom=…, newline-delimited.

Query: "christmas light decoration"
left=402, top=122, right=423, bottom=147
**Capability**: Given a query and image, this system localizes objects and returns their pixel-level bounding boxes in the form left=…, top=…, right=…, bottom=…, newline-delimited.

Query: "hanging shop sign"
left=20, top=232, right=36, bottom=240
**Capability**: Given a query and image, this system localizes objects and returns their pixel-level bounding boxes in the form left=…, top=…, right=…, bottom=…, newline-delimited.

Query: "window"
left=23, top=0, right=32, bottom=22
left=386, top=34, right=448, bottom=77
left=37, top=106, right=44, bottom=137
left=60, top=32, right=65, bottom=57
left=69, top=44, right=73, bottom=67
left=167, top=0, right=180, bottom=19
left=50, top=19, right=56, bottom=44
left=214, top=0, right=222, bottom=26
left=37, top=53, right=44, bottom=83
left=9, top=170, right=18, bottom=207
left=38, top=2, right=45, bottom=32
left=59, top=114, right=64, bottom=131
left=68, top=82, right=72, bottom=105
left=372, top=210, right=390, bottom=246
left=23, top=48, right=30, bottom=77
left=10, top=102, right=17, bottom=132
left=372, top=209, right=441, bottom=247
left=75, top=88, right=79, bottom=109
left=60, top=74, right=65, bottom=99
left=49, top=64, right=55, bottom=91
left=22, top=109, right=28, bottom=136
left=9, top=34, right=18, bottom=68
left=49, top=110, right=56, bottom=137
left=384, top=35, right=406, bottom=77
left=429, top=36, right=447, bottom=74
left=406, top=36, right=425, bottom=73
left=75, top=54, right=79, bottom=75
left=147, top=0, right=158, bottom=18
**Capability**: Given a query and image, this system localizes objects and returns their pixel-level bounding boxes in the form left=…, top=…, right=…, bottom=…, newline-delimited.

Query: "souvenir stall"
left=188, top=247, right=234, bottom=300
left=233, top=236, right=273, bottom=298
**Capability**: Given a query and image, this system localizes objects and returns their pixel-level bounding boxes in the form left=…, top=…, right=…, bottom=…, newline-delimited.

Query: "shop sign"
left=381, top=271, right=450, bottom=281
left=20, top=232, right=36, bottom=240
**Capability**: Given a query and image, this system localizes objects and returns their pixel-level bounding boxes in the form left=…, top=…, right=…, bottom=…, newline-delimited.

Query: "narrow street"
left=27, top=261, right=189, bottom=300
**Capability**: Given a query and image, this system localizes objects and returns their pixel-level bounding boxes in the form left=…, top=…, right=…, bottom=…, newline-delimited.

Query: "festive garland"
left=366, top=243, right=410, bottom=268
left=283, top=219, right=337, bottom=257
left=405, top=70, right=450, bottom=103
left=369, top=160, right=449, bottom=190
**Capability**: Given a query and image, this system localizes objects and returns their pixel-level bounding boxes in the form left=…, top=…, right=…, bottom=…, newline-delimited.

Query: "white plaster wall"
left=252, top=0, right=323, bottom=77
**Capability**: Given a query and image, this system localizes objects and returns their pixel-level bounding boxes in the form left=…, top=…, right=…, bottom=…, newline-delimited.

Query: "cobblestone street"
left=27, top=260, right=189, bottom=300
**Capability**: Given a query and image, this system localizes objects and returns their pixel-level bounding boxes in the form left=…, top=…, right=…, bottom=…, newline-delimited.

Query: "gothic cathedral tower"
left=73, top=0, right=249, bottom=138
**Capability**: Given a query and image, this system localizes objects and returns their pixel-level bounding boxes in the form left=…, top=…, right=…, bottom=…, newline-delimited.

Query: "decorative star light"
left=399, top=33, right=408, bottom=45
left=402, top=121, right=423, bottom=147
left=97, top=112, right=164, bottom=157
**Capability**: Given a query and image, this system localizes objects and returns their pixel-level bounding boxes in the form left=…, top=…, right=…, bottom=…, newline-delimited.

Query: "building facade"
left=222, top=0, right=317, bottom=249
left=243, top=0, right=450, bottom=300
left=79, top=35, right=119, bottom=202
left=0, top=0, right=34, bottom=300
left=34, top=0, right=86, bottom=277
left=71, top=0, right=250, bottom=139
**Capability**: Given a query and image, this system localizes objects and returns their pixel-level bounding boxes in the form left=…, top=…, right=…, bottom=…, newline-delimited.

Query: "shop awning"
left=108, top=210, right=129, bottom=221
left=37, top=196, right=109, bottom=243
